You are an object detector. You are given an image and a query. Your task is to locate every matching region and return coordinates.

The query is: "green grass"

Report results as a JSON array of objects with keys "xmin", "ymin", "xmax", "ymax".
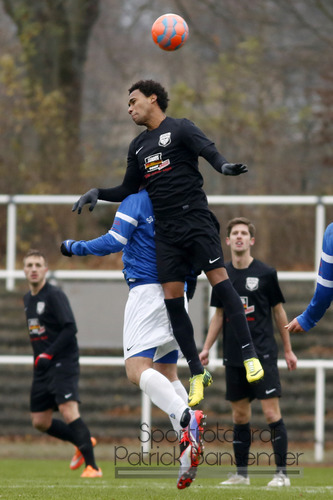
[{"xmin": 1, "ymin": 460, "xmax": 333, "ymax": 499}]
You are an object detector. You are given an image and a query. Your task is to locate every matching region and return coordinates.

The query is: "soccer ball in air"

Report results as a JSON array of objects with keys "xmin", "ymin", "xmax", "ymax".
[{"xmin": 151, "ymin": 13, "xmax": 189, "ymax": 51}]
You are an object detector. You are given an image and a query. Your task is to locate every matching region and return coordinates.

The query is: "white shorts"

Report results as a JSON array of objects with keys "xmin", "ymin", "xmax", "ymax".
[{"xmin": 123, "ymin": 283, "xmax": 179, "ymax": 361}]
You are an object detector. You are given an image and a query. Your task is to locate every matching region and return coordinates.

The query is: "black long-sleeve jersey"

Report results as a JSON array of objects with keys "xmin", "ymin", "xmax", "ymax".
[
  {"xmin": 24, "ymin": 282, "xmax": 79, "ymax": 364},
  {"xmin": 210, "ymin": 259, "xmax": 285, "ymax": 366},
  {"xmin": 99, "ymin": 117, "xmax": 227, "ymax": 218}
]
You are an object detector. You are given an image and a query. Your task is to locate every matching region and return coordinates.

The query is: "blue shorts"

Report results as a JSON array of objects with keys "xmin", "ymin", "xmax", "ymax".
[{"xmin": 130, "ymin": 348, "xmax": 179, "ymax": 364}]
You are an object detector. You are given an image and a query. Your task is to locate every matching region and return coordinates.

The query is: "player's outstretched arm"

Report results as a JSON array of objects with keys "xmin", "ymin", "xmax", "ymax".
[
  {"xmin": 72, "ymin": 163, "xmax": 143, "ymax": 214},
  {"xmin": 221, "ymin": 163, "xmax": 248, "ymax": 176},
  {"xmin": 61, "ymin": 240, "xmax": 75, "ymax": 257},
  {"xmin": 72, "ymin": 188, "xmax": 99, "ymax": 214},
  {"xmin": 200, "ymin": 143, "xmax": 248, "ymax": 176}
]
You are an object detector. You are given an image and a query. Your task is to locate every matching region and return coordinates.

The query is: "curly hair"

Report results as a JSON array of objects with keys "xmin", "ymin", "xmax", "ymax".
[{"xmin": 128, "ymin": 80, "xmax": 169, "ymax": 112}]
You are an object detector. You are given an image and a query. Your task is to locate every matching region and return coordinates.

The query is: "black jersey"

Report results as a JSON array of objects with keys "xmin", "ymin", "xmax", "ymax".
[
  {"xmin": 24, "ymin": 282, "xmax": 79, "ymax": 364},
  {"xmin": 127, "ymin": 117, "xmax": 223, "ymax": 218},
  {"xmin": 210, "ymin": 259, "xmax": 285, "ymax": 366}
]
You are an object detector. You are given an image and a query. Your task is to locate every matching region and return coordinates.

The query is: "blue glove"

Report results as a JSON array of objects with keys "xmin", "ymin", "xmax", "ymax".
[
  {"xmin": 72, "ymin": 188, "xmax": 99, "ymax": 214},
  {"xmin": 61, "ymin": 240, "xmax": 75, "ymax": 257},
  {"xmin": 221, "ymin": 163, "xmax": 248, "ymax": 175}
]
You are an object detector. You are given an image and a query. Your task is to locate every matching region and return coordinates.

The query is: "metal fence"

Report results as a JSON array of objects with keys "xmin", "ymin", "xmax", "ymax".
[
  {"xmin": 1, "ymin": 193, "xmax": 333, "ymax": 290},
  {"xmin": 1, "ymin": 194, "xmax": 333, "ymax": 462},
  {"xmin": 0, "ymin": 355, "xmax": 331, "ymax": 462}
]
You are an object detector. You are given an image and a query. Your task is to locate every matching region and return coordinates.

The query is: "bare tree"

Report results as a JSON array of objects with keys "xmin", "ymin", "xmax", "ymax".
[{"xmin": 1, "ymin": 0, "xmax": 100, "ymax": 192}]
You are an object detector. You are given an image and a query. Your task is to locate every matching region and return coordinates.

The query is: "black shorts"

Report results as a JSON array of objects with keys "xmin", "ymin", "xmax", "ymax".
[
  {"xmin": 225, "ymin": 360, "xmax": 281, "ymax": 402},
  {"xmin": 155, "ymin": 209, "xmax": 225, "ymax": 283},
  {"xmin": 30, "ymin": 361, "xmax": 80, "ymax": 412}
]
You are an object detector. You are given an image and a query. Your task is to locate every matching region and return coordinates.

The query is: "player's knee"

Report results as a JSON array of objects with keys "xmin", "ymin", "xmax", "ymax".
[
  {"xmin": 232, "ymin": 407, "xmax": 250, "ymax": 424},
  {"xmin": 265, "ymin": 410, "xmax": 281, "ymax": 424},
  {"xmin": 31, "ymin": 417, "xmax": 49, "ymax": 432},
  {"xmin": 125, "ymin": 364, "xmax": 140, "ymax": 385},
  {"xmin": 59, "ymin": 402, "xmax": 80, "ymax": 424}
]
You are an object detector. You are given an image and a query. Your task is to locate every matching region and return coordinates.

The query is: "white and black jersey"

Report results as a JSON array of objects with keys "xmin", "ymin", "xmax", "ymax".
[
  {"xmin": 24, "ymin": 282, "xmax": 79, "ymax": 365},
  {"xmin": 211, "ymin": 259, "xmax": 285, "ymax": 366}
]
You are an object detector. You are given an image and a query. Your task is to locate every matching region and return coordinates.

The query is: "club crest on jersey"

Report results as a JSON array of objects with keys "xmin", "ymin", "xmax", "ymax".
[
  {"xmin": 37, "ymin": 301, "xmax": 45, "ymax": 315},
  {"xmin": 245, "ymin": 277, "xmax": 259, "ymax": 291},
  {"xmin": 158, "ymin": 132, "xmax": 171, "ymax": 147}
]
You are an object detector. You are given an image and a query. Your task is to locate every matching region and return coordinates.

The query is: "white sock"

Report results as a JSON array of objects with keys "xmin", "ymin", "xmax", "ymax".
[
  {"xmin": 172, "ymin": 379, "xmax": 188, "ymax": 404},
  {"xmin": 139, "ymin": 368, "xmax": 188, "ymax": 434}
]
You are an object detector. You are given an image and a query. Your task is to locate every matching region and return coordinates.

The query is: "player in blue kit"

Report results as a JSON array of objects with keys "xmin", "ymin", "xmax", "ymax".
[
  {"xmin": 72, "ymin": 79, "xmax": 264, "ymax": 406},
  {"xmin": 286, "ymin": 222, "xmax": 333, "ymax": 333},
  {"xmin": 61, "ymin": 189, "xmax": 205, "ymax": 489},
  {"xmin": 23, "ymin": 250, "xmax": 101, "ymax": 478}
]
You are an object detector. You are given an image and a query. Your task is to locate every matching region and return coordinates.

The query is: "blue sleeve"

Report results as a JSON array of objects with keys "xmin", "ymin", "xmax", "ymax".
[
  {"xmin": 71, "ymin": 233, "xmax": 124, "ymax": 256},
  {"xmin": 71, "ymin": 195, "xmax": 141, "ymax": 257},
  {"xmin": 297, "ymin": 223, "xmax": 333, "ymax": 331}
]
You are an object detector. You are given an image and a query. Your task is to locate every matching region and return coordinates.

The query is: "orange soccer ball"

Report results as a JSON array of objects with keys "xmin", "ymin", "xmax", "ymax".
[{"xmin": 151, "ymin": 13, "xmax": 189, "ymax": 51}]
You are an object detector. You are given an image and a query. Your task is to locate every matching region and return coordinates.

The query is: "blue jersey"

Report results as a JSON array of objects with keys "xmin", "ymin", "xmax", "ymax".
[
  {"xmin": 297, "ymin": 223, "xmax": 333, "ymax": 331},
  {"xmin": 71, "ymin": 189, "xmax": 158, "ymax": 287}
]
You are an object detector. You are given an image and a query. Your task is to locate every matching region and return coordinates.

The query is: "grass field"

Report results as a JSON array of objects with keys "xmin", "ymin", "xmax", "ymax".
[
  {"xmin": 1, "ymin": 459, "xmax": 333, "ymax": 499},
  {"xmin": 1, "ymin": 438, "xmax": 333, "ymax": 499}
]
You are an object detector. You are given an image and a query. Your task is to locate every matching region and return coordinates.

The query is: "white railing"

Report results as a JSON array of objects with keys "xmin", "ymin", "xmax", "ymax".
[
  {"xmin": 1, "ymin": 194, "xmax": 333, "ymax": 462},
  {"xmin": 0, "ymin": 355, "xmax": 331, "ymax": 462},
  {"xmin": 1, "ymin": 194, "xmax": 333, "ymax": 290}
]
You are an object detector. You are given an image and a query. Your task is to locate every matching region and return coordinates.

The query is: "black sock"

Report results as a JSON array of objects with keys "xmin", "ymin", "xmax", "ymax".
[
  {"xmin": 68, "ymin": 418, "xmax": 98, "ymax": 470},
  {"xmin": 233, "ymin": 423, "xmax": 251, "ymax": 477},
  {"xmin": 164, "ymin": 297, "xmax": 203, "ymax": 376},
  {"xmin": 212, "ymin": 280, "xmax": 257, "ymax": 360},
  {"xmin": 269, "ymin": 418, "xmax": 288, "ymax": 475},
  {"xmin": 46, "ymin": 418, "xmax": 76, "ymax": 444}
]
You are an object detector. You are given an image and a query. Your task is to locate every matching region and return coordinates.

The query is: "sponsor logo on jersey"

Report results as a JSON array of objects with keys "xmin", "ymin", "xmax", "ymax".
[
  {"xmin": 145, "ymin": 153, "xmax": 170, "ymax": 177},
  {"xmin": 28, "ymin": 318, "xmax": 46, "ymax": 336},
  {"xmin": 37, "ymin": 301, "xmax": 45, "ymax": 315},
  {"xmin": 158, "ymin": 132, "xmax": 171, "ymax": 147},
  {"xmin": 245, "ymin": 277, "xmax": 259, "ymax": 291},
  {"xmin": 144, "ymin": 152, "xmax": 170, "ymax": 173},
  {"xmin": 146, "ymin": 216, "xmax": 154, "ymax": 224},
  {"xmin": 240, "ymin": 296, "xmax": 255, "ymax": 315}
]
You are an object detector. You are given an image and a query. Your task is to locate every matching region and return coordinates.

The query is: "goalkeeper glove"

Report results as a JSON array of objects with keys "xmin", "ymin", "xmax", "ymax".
[
  {"xmin": 221, "ymin": 163, "xmax": 248, "ymax": 175},
  {"xmin": 61, "ymin": 240, "xmax": 75, "ymax": 257},
  {"xmin": 72, "ymin": 188, "xmax": 99, "ymax": 214},
  {"xmin": 34, "ymin": 353, "xmax": 53, "ymax": 371}
]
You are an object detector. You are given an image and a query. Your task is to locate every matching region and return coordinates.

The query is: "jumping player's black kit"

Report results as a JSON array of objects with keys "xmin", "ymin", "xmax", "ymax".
[
  {"xmin": 24, "ymin": 282, "xmax": 80, "ymax": 412},
  {"xmin": 98, "ymin": 117, "xmax": 227, "ymax": 281},
  {"xmin": 211, "ymin": 259, "xmax": 285, "ymax": 401},
  {"xmin": 91, "ymin": 114, "xmax": 262, "ymax": 376}
]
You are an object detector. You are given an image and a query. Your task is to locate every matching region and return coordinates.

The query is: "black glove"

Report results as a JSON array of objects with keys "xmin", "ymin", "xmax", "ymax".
[
  {"xmin": 221, "ymin": 163, "xmax": 248, "ymax": 176},
  {"xmin": 34, "ymin": 353, "xmax": 53, "ymax": 371},
  {"xmin": 61, "ymin": 239, "xmax": 75, "ymax": 257},
  {"xmin": 72, "ymin": 188, "xmax": 99, "ymax": 214}
]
